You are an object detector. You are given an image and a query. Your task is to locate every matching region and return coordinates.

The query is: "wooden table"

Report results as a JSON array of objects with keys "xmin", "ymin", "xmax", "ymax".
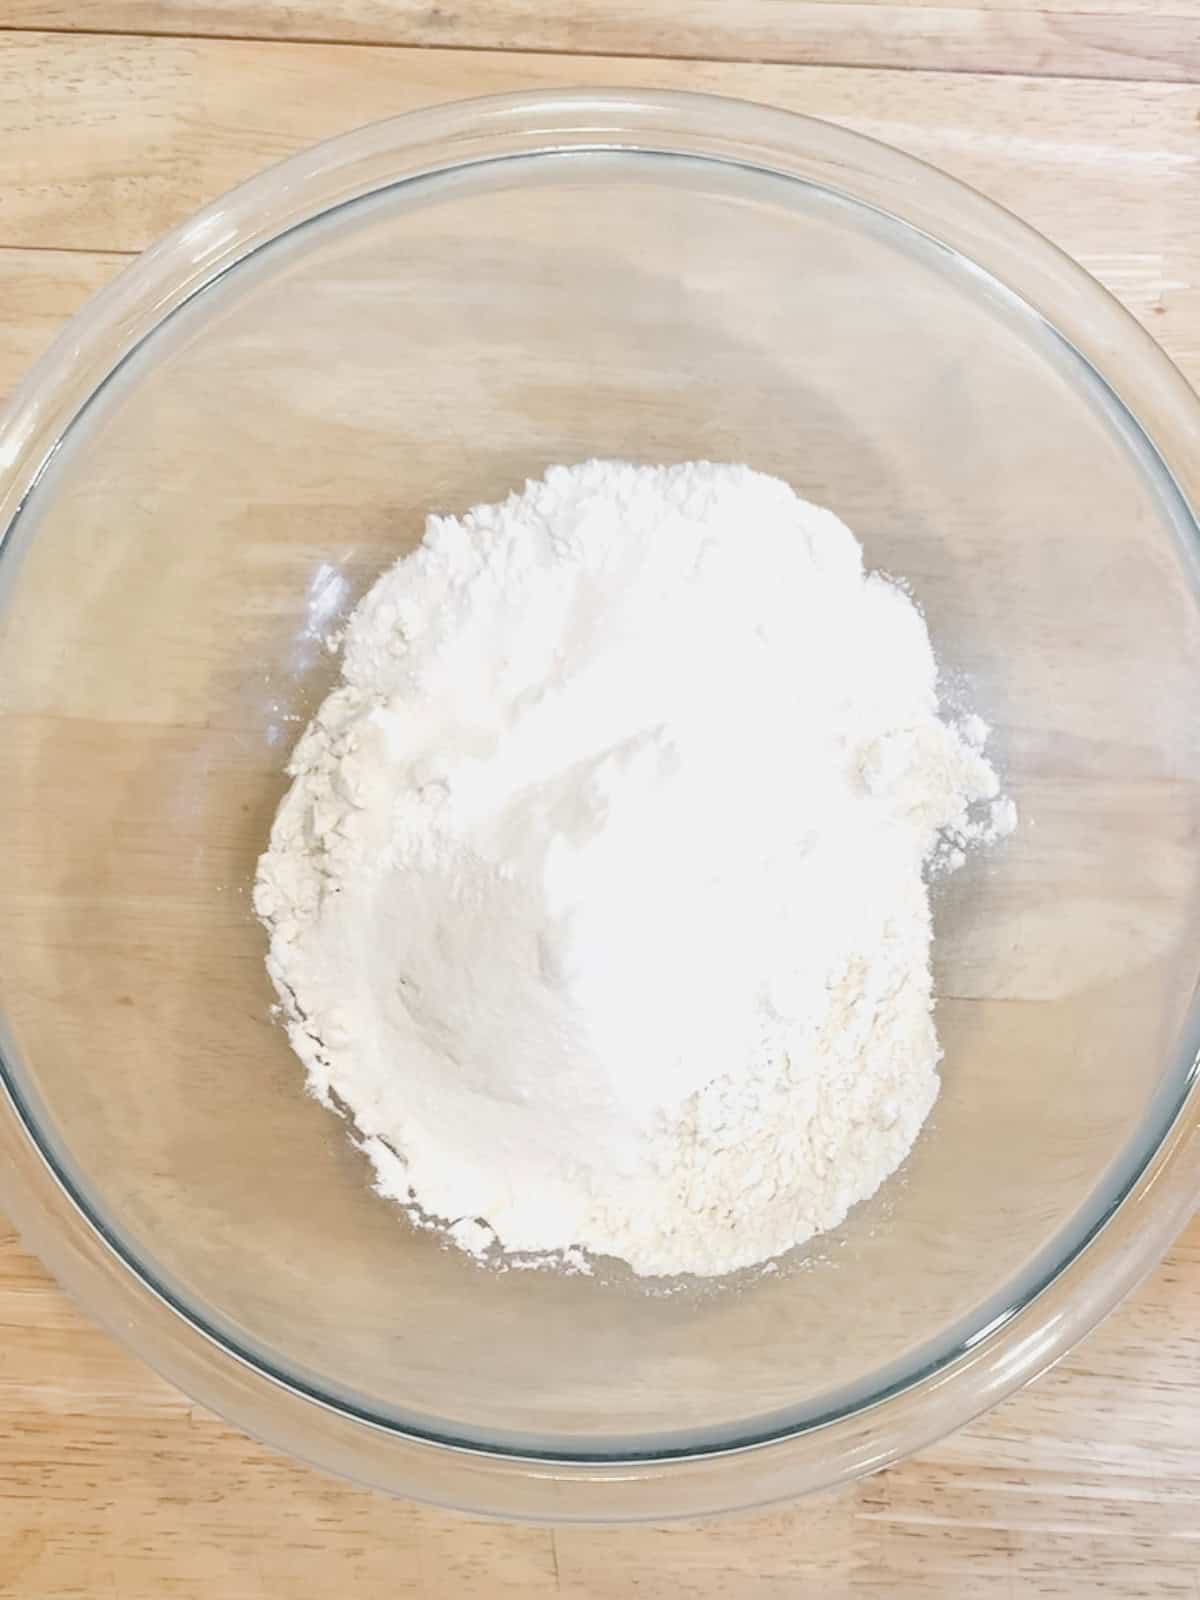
[{"xmin": 2, "ymin": 5, "xmax": 1199, "ymax": 1595}]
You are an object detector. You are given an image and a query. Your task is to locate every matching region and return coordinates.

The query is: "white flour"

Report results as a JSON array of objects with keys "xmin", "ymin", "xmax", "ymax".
[{"xmin": 255, "ymin": 461, "xmax": 1011, "ymax": 1277}]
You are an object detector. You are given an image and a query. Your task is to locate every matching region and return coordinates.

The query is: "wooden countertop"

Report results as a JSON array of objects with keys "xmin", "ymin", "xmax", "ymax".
[{"xmin": 2, "ymin": 6, "xmax": 1199, "ymax": 1595}]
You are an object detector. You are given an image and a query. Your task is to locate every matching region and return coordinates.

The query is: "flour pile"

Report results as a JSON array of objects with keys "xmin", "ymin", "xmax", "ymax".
[{"xmin": 255, "ymin": 461, "xmax": 1012, "ymax": 1277}]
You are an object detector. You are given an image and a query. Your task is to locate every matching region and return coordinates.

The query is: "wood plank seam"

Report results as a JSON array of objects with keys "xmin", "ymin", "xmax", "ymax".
[{"xmin": 1, "ymin": 18, "xmax": 1197, "ymax": 86}]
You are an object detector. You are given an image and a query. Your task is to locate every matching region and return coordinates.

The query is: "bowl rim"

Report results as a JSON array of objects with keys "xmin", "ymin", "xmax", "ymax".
[{"xmin": 2, "ymin": 86, "xmax": 1200, "ymax": 1521}]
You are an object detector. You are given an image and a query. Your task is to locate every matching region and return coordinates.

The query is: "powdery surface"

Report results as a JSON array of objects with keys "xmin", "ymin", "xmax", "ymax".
[{"xmin": 255, "ymin": 461, "xmax": 1012, "ymax": 1278}]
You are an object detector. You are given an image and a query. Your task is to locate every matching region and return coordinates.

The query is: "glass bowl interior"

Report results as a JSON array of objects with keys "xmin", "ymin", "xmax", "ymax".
[{"xmin": 2, "ymin": 94, "xmax": 1200, "ymax": 1492}]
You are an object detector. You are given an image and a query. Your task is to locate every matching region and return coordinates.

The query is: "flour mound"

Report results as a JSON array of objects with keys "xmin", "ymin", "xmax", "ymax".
[{"xmin": 255, "ymin": 461, "xmax": 1010, "ymax": 1277}]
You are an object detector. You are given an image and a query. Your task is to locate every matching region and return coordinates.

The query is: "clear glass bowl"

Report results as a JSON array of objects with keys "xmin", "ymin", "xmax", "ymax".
[{"xmin": 2, "ymin": 90, "xmax": 1199, "ymax": 1522}]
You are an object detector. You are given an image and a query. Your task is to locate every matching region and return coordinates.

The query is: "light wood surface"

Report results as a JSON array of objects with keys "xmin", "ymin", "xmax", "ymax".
[
  {"xmin": 5, "ymin": 1, "xmax": 1199, "ymax": 81},
  {"xmin": 2, "ymin": 8, "xmax": 1199, "ymax": 1596}
]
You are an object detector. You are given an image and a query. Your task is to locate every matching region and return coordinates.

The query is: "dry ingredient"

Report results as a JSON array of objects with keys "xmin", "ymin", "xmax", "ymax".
[{"xmin": 255, "ymin": 461, "xmax": 1012, "ymax": 1277}]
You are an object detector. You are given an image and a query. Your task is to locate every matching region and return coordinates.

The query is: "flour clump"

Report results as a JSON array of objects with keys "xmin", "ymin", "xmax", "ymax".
[{"xmin": 255, "ymin": 461, "xmax": 1011, "ymax": 1277}]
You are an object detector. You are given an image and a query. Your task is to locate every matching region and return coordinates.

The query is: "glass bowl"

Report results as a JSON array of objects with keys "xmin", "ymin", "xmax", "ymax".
[{"xmin": 2, "ymin": 90, "xmax": 1199, "ymax": 1522}]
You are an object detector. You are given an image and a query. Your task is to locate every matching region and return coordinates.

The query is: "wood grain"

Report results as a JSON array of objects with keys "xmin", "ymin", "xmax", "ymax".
[
  {"xmin": 2, "ymin": 2, "xmax": 1197, "ymax": 82},
  {"xmin": 2, "ymin": 29, "xmax": 1196, "ymax": 389},
  {"xmin": 2, "ymin": 10, "xmax": 1200, "ymax": 1599},
  {"xmin": 0, "ymin": 32, "xmax": 1197, "ymax": 384},
  {"xmin": 0, "ymin": 248, "xmax": 129, "ymax": 396},
  {"xmin": 2, "ymin": 1207, "xmax": 1198, "ymax": 1597}
]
